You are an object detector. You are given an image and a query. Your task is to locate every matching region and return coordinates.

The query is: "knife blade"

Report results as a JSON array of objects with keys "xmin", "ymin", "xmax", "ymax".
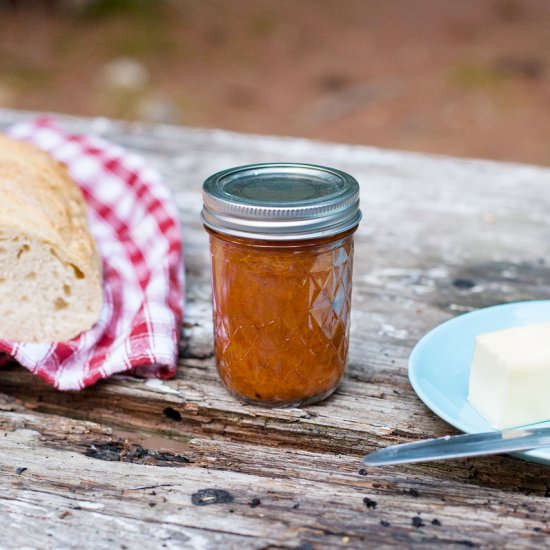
[{"xmin": 363, "ymin": 426, "xmax": 550, "ymax": 466}]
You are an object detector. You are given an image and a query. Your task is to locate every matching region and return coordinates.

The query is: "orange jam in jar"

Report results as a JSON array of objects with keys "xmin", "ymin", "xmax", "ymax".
[{"xmin": 202, "ymin": 163, "xmax": 361, "ymax": 407}]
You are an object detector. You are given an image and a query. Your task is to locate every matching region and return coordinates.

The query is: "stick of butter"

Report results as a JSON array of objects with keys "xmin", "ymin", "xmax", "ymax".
[{"xmin": 468, "ymin": 322, "xmax": 550, "ymax": 430}]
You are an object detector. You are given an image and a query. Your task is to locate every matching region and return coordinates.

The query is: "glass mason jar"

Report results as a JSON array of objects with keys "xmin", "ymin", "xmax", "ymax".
[{"xmin": 202, "ymin": 163, "xmax": 361, "ymax": 407}]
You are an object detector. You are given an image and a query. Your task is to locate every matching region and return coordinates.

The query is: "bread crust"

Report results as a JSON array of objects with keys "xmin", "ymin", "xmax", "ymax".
[{"xmin": 0, "ymin": 135, "xmax": 100, "ymax": 274}]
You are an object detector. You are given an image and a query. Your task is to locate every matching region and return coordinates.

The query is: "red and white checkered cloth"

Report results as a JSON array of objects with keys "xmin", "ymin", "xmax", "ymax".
[{"xmin": 1, "ymin": 117, "xmax": 184, "ymax": 390}]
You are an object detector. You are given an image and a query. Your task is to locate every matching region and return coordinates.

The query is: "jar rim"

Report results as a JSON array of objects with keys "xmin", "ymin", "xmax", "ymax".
[{"xmin": 201, "ymin": 162, "xmax": 361, "ymax": 241}]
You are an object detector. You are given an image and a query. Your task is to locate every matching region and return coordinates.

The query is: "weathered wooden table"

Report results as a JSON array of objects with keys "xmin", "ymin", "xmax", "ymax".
[{"xmin": 0, "ymin": 109, "xmax": 549, "ymax": 549}]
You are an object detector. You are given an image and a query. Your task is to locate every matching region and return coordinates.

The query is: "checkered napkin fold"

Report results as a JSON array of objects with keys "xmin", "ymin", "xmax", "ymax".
[{"xmin": 1, "ymin": 118, "xmax": 184, "ymax": 390}]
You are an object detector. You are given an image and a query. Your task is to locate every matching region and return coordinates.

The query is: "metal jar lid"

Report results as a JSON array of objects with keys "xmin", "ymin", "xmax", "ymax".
[{"xmin": 201, "ymin": 163, "xmax": 361, "ymax": 241}]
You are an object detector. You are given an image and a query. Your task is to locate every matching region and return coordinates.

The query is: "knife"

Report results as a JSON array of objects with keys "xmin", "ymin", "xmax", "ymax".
[{"xmin": 363, "ymin": 426, "xmax": 550, "ymax": 466}]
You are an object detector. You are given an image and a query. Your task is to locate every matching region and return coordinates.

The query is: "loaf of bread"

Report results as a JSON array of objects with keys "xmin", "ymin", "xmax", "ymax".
[{"xmin": 0, "ymin": 134, "xmax": 103, "ymax": 342}]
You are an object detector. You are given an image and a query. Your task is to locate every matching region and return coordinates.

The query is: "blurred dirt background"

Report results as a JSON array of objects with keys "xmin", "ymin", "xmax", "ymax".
[{"xmin": 1, "ymin": 0, "xmax": 550, "ymax": 164}]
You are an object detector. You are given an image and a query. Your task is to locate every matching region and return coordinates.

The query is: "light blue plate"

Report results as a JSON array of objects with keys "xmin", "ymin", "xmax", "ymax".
[{"xmin": 409, "ymin": 300, "xmax": 550, "ymax": 465}]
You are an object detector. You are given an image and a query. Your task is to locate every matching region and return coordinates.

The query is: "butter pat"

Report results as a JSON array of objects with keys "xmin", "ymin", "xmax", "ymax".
[{"xmin": 468, "ymin": 322, "xmax": 550, "ymax": 429}]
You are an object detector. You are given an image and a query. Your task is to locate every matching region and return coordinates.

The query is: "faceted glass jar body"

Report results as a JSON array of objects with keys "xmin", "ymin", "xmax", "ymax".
[{"xmin": 207, "ymin": 227, "xmax": 356, "ymax": 407}]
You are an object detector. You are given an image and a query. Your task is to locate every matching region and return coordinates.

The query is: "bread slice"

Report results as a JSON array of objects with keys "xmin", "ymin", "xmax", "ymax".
[{"xmin": 0, "ymin": 134, "xmax": 102, "ymax": 342}]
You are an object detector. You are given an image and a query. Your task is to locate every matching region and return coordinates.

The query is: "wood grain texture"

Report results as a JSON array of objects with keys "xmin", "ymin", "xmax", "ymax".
[{"xmin": 0, "ymin": 109, "xmax": 549, "ymax": 549}]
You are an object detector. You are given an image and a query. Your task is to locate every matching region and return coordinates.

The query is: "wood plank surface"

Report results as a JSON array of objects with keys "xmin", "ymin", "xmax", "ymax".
[{"xmin": 0, "ymin": 109, "xmax": 549, "ymax": 549}]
